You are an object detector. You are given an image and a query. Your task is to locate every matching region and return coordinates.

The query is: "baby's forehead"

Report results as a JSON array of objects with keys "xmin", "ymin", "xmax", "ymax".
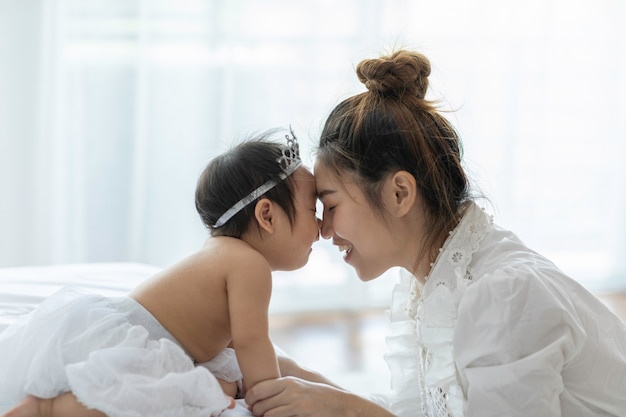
[
  {"xmin": 292, "ymin": 167, "xmax": 317, "ymax": 193},
  {"xmin": 292, "ymin": 166, "xmax": 314, "ymax": 182}
]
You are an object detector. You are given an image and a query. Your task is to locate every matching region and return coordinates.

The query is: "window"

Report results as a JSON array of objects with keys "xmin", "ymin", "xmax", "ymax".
[{"xmin": 1, "ymin": 1, "xmax": 624, "ymax": 316}]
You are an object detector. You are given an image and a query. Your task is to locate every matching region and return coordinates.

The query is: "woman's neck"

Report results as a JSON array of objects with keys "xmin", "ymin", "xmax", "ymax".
[{"xmin": 411, "ymin": 215, "xmax": 460, "ymax": 285}]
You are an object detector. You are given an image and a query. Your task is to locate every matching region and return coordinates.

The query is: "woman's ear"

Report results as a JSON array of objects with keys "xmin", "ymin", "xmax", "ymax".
[
  {"xmin": 384, "ymin": 170, "xmax": 417, "ymax": 217},
  {"xmin": 254, "ymin": 198, "xmax": 275, "ymax": 234}
]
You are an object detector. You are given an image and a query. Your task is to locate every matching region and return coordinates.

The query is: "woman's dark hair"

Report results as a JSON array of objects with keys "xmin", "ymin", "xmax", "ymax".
[
  {"xmin": 196, "ymin": 130, "xmax": 298, "ymax": 238},
  {"xmin": 317, "ymin": 49, "xmax": 470, "ymax": 257}
]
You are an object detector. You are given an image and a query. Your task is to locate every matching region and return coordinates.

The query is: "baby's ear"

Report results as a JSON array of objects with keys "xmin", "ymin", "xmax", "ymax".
[
  {"xmin": 384, "ymin": 170, "xmax": 417, "ymax": 217},
  {"xmin": 254, "ymin": 198, "xmax": 275, "ymax": 234}
]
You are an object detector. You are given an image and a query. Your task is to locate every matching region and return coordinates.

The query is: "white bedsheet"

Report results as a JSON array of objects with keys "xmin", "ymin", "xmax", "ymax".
[{"xmin": 0, "ymin": 262, "xmax": 253, "ymax": 416}]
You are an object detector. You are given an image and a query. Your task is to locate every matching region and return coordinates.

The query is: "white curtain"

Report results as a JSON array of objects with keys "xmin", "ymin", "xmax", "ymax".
[{"xmin": 1, "ymin": 0, "xmax": 625, "ymax": 307}]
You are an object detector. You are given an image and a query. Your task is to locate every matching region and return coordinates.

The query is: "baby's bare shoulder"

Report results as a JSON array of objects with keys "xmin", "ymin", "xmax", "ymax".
[
  {"xmin": 140, "ymin": 237, "xmax": 268, "ymax": 292},
  {"xmin": 187, "ymin": 237, "xmax": 268, "ymax": 278},
  {"xmin": 205, "ymin": 237, "xmax": 271, "ymax": 282},
  {"xmin": 200, "ymin": 237, "xmax": 264, "ymax": 262}
]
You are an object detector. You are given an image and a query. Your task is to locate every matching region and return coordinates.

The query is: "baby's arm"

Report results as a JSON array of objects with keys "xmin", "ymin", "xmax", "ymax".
[{"xmin": 226, "ymin": 259, "xmax": 279, "ymax": 392}]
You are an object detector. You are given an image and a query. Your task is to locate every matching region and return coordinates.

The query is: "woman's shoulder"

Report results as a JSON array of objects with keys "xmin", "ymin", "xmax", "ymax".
[
  {"xmin": 461, "ymin": 242, "xmax": 582, "ymax": 329},
  {"xmin": 471, "ymin": 221, "xmax": 561, "ymax": 277}
]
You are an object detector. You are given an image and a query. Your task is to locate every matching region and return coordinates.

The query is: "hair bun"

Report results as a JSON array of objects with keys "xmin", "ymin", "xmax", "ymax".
[{"xmin": 356, "ymin": 50, "xmax": 431, "ymax": 99}]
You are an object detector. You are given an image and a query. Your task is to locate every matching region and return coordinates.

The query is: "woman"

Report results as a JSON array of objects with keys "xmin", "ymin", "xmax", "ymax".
[{"xmin": 245, "ymin": 50, "xmax": 626, "ymax": 417}]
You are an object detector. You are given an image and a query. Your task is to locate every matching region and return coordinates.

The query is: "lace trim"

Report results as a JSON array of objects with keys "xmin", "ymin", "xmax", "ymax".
[{"xmin": 384, "ymin": 202, "xmax": 493, "ymax": 417}]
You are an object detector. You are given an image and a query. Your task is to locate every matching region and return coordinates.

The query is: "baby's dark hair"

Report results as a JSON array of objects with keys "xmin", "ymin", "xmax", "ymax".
[
  {"xmin": 317, "ymin": 49, "xmax": 470, "ymax": 257},
  {"xmin": 196, "ymin": 130, "xmax": 298, "ymax": 238}
]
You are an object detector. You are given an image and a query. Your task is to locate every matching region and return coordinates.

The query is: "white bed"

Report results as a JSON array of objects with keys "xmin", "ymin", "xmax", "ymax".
[{"xmin": 0, "ymin": 262, "xmax": 252, "ymax": 416}]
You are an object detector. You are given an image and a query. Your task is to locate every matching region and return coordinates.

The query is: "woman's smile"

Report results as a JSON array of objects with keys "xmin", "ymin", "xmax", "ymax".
[{"xmin": 338, "ymin": 243, "xmax": 353, "ymax": 260}]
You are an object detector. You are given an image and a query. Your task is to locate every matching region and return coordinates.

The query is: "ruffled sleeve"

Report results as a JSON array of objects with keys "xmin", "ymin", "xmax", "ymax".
[{"xmin": 453, "ymin": 266, "xmax": 586, "ymax": 417}]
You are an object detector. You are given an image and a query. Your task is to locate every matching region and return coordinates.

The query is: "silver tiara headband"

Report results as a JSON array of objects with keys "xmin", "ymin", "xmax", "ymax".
[{"xmin": 213, "ymin": 129, "xmax": 302, "ymax": 228}]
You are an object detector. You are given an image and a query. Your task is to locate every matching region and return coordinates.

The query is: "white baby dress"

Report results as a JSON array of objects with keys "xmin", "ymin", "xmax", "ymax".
[{"xmin": 0, "ymin": 288, "xmax": 235, "ymax": 417}]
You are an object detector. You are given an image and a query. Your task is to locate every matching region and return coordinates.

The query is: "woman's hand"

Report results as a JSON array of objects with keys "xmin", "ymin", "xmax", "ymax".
[
  {"xmin": 245, "ymin": 376, "xmax": 394, "ymax": 417},
  {"xmin": 245, "ymin": 377, "xmax": 347, "ymax": 417},
  {"xmin": 276, "ymin": 356, "xmax": 342, "ymax": 388}
]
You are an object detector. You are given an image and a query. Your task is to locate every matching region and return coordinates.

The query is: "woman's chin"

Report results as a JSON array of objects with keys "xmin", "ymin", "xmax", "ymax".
[{"xmin": 354, "ymin": 267, "xmax": 379, "ymax": 282}]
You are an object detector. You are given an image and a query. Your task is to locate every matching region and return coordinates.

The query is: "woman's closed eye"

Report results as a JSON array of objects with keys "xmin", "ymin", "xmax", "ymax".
[{"xmin": 326, "ymin": 200, "xmax": 337, "ymax": 210}]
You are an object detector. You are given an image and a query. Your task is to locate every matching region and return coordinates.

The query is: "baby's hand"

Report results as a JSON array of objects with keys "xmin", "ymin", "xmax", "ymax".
[{"xmin": 212, "ymin": 397, "xmax": 236, "ymax": 417}]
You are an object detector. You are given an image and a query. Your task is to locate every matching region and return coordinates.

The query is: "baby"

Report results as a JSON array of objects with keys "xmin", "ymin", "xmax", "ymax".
[{"xmin": 0, "ymin": 129, "xmax": 321, "ymax": 417}]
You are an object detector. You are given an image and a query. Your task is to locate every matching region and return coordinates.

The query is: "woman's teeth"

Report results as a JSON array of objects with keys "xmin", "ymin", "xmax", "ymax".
[{"xmin": 339, "ymin": 244, "xmax": 352, "ymax": 254}]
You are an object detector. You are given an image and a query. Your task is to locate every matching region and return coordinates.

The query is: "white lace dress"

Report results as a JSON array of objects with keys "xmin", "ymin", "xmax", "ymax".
[{"xmin": 374, "ymin": 202, "xmax": 626, "ymax": 417}]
